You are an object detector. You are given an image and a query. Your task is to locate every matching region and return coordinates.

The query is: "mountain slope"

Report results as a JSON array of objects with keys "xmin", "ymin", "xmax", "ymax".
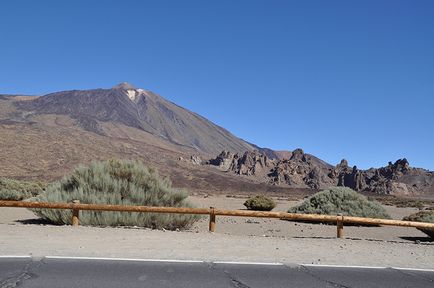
[
  {"xmin": 16, "ymin": 83, "xmax": 255, "ymax": 155},
  {"xmin": 0, "ymin": 98, "xmax": 306, "ymax": 196},
  {"xmin": 1, "ymin": 83, "xmax": 433, "ymax": 197}
]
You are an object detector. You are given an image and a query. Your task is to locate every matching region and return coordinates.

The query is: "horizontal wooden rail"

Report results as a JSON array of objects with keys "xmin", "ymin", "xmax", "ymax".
[
  {"xmin": 0, "ymin": 200, "xmax": 211, "ymax": 215},
  {"xmin": 343, "ymin": 216, "xmax": 434, "ymax": 229},
  {"xmin": 1, "ymin": 200, "xmax": 433, "ymax": 238}
]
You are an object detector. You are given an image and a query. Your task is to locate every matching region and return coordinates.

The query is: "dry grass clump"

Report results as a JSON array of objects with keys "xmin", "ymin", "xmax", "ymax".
[
  {"xmin": 0, "ymin": 178, "xmax": 46, "ymax": 200},
  {"xmin": 31, "ymin": 159, "xmax": 199, "ymax": 230},
  {"xmin": 403, "ymin": 211, "xmax": 434, "ymax": 239},
  {"xmin": 288, "ymin": 187, "xmax": 391, "ymax": 219},
  {"xmin": 244, "ymin": 195, "xmax": 276, "ymax": 211}
]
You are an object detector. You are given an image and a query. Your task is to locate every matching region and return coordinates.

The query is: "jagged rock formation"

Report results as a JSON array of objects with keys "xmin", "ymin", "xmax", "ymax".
[
  {"xmin": 236, "ymin": 150, "xmax": 274, "ymax": 176},
  {"xmin": 330, "ymin": 158, "xmax": 426, "ymax": 195},
  {"xmin": 207, "ymin": 149, "xmax": 333, "ymax": 189},
  {"xmin": 207, "ymin": 150, "xmax": 434, "ymax": 196},
  {"xmin": 208, "ymin": 151, "xmax": 237, "ymax": 171},
  {"xmin": 208, "ymin": 150, "xmax": 275, "ymax": 175}
]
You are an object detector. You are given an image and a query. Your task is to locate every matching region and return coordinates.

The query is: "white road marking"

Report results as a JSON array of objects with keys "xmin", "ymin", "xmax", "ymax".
[
  {"xmin": 44, "ymin": 256, "xmax": 204, "ymax": 263},
  {"xmin": 45, "ymin": 256, "xmax": 283, "ymax": 266},
  {"xmin": 393, "ymin": 267, "xmax": 434, "ymax": 272},
  {"xmin": 0, "ymin": 255, "xmax": 32, "ymax": 258},
  {"xmin": 213, "ymin": 261, "xmax": 284, "ymax": 266},
  {"xmin": 303, "ymin": 263, "xmax": 434, "ymax": 272},
  {"xmin": 303, "ymin": 264, "xmax": 386, "ymax": 269},
  {"xmin": 3, "ymin": 255, "xmax": 432, "ymax": 272}
]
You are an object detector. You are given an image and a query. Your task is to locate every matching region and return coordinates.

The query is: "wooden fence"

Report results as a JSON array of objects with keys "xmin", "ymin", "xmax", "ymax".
[{"xmin": 1, "ymin": 200, "xmax": 434, "ymax": 239}]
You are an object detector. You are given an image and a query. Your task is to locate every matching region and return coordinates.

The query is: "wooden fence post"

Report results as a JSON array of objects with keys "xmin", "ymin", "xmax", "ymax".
[
  {"xmin": 337, "ymin": 214, "xmax": 344, "ymax": 239},
  {"xmin": 72, "ymin": 200, "xmax": 80, "ymax": 227},
  {"xmin": 209, "ymin": 206, "xmax": 216, "ymax": 232}
]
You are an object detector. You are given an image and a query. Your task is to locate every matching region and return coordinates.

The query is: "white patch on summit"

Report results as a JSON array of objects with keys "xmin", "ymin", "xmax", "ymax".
[{"xmin": 126, "ymin": 89, "xmax": 138, "ymax": 101}]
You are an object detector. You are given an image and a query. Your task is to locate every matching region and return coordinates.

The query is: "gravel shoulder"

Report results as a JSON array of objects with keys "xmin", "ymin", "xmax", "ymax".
[{"xmin": 0, "ymin": 195, "xmax": 433, "ymax": 269}]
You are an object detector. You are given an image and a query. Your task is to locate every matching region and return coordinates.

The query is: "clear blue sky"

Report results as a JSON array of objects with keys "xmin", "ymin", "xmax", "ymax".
[{"xmin": 1, "ymin": 1, "xmax": 433, "ymax": 170}]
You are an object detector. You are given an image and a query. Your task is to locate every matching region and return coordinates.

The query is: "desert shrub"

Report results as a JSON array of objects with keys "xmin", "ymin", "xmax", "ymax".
[
  {"xmin": 288, "ymin": 187, "xmax": 391, "ymax": 219},
  {"xmin": 244, "ymin": 195, "xmax": 276, "ymax": 211},
  {"xmin": 403, "ymin": 211, "xmax": 434, "ymax": 239},
  {"xmin": 0, "ymin": 178, "xmax": 46, "ymax": 200},
  {"xmin": 31, "ymin": 159, "xmax": 199, "ymax": 230}
]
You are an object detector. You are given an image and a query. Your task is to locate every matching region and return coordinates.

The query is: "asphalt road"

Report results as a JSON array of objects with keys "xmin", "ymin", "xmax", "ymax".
[{"xmin": 1, "ymin": 257, "xmax": 434, "ymax": 288}]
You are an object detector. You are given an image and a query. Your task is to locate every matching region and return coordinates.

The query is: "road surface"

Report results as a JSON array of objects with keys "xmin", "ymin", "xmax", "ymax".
[{"xmin": 1, "ymin": 257, "xmax": 433, "ymax": 287}]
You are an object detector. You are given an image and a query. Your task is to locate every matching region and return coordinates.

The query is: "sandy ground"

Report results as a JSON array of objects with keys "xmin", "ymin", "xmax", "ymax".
[
  {"xmin": 0, "ymin": 195, "xmax": 433, "ymax": 269},
  {"xmin": 188, "ymin": 196, "xmax": 428, "ymax": 241}
]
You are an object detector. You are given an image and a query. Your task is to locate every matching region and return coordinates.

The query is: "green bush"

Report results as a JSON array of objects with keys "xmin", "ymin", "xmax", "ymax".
[
  {"xmin": 0, "ymin": 178, "xmax": 46, "ymax": 200},
  {"xmin": 288, "ymin": 187, "xmax": 391, "ymax": 219},
  {"xmin": 244, "ymin": 195, "xmax": 276, "ymax": 211},
  {"xmin": 403, "ymin": 211, "xmax": 434, "ymax": 239},
  {"xmin": 31, "ymin": 159, "xmax": 199, "ymax": 230}
]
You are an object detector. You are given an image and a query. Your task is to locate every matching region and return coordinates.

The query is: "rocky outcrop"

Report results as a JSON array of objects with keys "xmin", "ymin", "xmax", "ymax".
[
  {"xmin": 209, "ymin": 148, "xmax": 333, "ymax": 189},
  {"xmin": 236, "ymin": 150, "xmax": 274, "ymax": 176},
  {"xmin": 208, "ymin": 150, "xmax": 275, "ymax": 176},
  {"xmin": 207, "ymin": 150, "xmax": 434, "ymax": 196},
  {"xmin": 207, "ymin": 151, "xmax": 238, "ymax": 171},
  {"xmin": 333, "ymin": 160, "xmax": 368, "ymax": 192},
  {"xmin": 267, "ymin": 149, "xmax": 335, "ymax": 189},
  {"xmin": 331, "ymin": 158, "xmax": 419, "ymax": 195}
]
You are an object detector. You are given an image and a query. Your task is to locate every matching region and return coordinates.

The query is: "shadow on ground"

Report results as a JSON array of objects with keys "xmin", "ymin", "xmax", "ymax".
[
  {"xmin": 400, "ymin": 236, "xmax": 434, "ymax": 243},
  {"xmin": 293, "ymin": 235, "xmax": 434, "ymax": 245},
  {"xmin": 15, "ymin": 218, "xmax": 58, "ymax": 225}
]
